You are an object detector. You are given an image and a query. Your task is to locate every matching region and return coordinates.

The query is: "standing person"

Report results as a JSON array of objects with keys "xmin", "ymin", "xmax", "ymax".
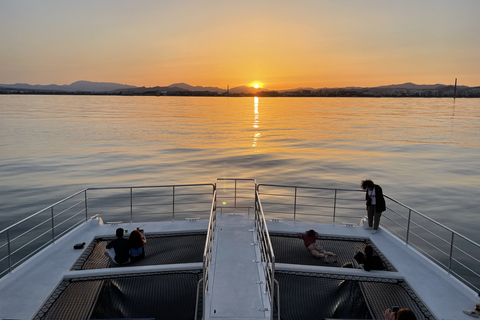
[
  {"xmin": 361, "ymin": 179, "xmax": 386, "ymax": 234},
  {"xmin": 129, "ymin": 228, "xmax": 147, "ymax": 262},
  {"xmin": 297, "ymin": 229, "xmax": 338, "ymax": 263},
  {"xmin": 104, "ymin": 228, "xmax": 130, "ymax": 264}
]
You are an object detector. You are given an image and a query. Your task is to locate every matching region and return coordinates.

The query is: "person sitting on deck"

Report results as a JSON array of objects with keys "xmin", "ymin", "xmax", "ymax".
[
  {"xmin": 297, "ymin": 229, "xmax": 338, "ymax": 263},
  {"xmin": 354, "ymin": 244, "xmax": 386, "ymax": 271},
  {"xmin": 384, "ymin": 307, "xmax": 417, "ymax": 320},
  {"xmin": 129, "ymin": 228, "xmax": 147, "ymax": 262},
  {"xmin": 104, "ymin": 228, "xmax": 130, "ymax": 264}
]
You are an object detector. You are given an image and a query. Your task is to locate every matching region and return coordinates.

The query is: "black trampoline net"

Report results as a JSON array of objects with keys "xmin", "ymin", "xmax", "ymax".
[
  {"xmin": 270, "ymin": 233, "xmax": 396, "ymax": 271},
  {"xmin": 274, "ymin": 271, "xmax": 434, "ymax": 320},
  {"xmin": 33, "ymin": 270, "xmax": 203, "ymax": 320},
  {"xmin": 71, "ymin": 232, "xmax": 206, "ymax": 270}
]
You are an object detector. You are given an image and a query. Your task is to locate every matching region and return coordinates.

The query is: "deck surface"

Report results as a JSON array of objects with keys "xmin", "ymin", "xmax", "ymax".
[
  {"xmin": 267, "ymin": 220, "xmax": 479, "ymax": 320},
  {"xmin": 206, "ymin": 213, "xmax": 270, "ymax": 319},
  {"xmin": 0, "ymin": 217, "xmax": 478, "ymax": 320}
]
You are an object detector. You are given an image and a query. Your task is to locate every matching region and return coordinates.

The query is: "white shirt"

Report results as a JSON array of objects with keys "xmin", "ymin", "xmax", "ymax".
[{"xmin": 368, "ymin": 188, "xmax": 376, "ymax": 205}]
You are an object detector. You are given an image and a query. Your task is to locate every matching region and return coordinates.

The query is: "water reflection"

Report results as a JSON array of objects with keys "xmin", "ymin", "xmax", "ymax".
[{"xmin": 253, "ymin": 97, "xmax": 261, "ymax": 150}]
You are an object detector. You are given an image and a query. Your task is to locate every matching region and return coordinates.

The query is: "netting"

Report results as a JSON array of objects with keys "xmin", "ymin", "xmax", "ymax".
[
  {"xmin": 71, "ymin": 232, "xmax": 206, "ymax": 270},
  {"xmin": 274, "ymin": 271, "xmax": 434, "ymax": 320},
  {"xmin": 33, "ymin": 270, "xmax": 203, "ymax": 320},
  {"xmin": 270, "ymin": 233, "xmax": 395, "ymax": 271}
]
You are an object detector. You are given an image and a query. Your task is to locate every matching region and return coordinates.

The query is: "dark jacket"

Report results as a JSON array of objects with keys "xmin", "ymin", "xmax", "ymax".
[
  {"xmin": 365, "ymin": 185, "xmax": 386, "ymax": 213},
  {"xmin": 354, "ymin": 252, "xmax": 386, "ymax": 271},
  {"xmin": 106, "ymin": 237, "xmax": 130, "ymax": 264}
]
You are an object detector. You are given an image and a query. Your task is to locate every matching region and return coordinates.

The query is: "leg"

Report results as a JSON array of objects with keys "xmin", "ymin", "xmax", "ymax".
[
  {"xmin": 309, "ymin": 248, "xmax": 328, "ymax": 262},
  {"xmin": 367, "ymin": 205, "xmax": 375, "ymax": 228},
  {"xmin": 373, "ymin": 210, "xmax": 382, "ymax": 230},
  {"xmin": 325, "ymin": 252, "xmax": 338, "ymax": 262},
  {"xmin": 106, "ymin": 248, "xmax": 118, "ymax": 264}
]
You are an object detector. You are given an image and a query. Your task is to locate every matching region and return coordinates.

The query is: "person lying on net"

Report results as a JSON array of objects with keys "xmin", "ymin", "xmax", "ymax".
[{"xmin": 297, "ymin": 229, "xmax": 338, "ymax": 263}]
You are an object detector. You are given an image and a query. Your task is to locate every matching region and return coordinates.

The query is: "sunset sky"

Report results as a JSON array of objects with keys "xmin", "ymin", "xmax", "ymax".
[{"xmin": 1, "ymin": 0, "xmax": 479, "ymax": 90}]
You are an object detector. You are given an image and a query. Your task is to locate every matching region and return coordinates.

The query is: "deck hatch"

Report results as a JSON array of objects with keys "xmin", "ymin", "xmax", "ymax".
[
  {"xmin": 270, "ymin": 233, "xmax": 396, "ymax": 270},
  {"xmin": 274, "ymin": 271, "xmax": 434, "ymax": 320},
  {"xmin": 33, "ymin": 270, "xmax": 203, "ymax": 320},
  {"xmin": 71, "ymin": 232, "xmax": 207, "ymax": 270}
]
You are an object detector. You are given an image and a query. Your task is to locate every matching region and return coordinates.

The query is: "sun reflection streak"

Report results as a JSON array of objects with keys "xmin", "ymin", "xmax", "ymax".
[{"xmin": 252, "ymin": 97, "xmax": 261, "ymax": 149}]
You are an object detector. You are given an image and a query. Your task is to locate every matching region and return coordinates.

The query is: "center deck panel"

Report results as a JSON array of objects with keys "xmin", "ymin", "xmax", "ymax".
[{"xmin": 206, "ymin": 213, "xmax": 270, "ymax": 319}]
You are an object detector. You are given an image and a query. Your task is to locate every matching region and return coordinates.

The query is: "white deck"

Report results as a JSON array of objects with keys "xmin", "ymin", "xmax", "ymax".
[
  {"xmin": 0, "ymin": 218, "xmax": 208, "ymax": 320},
  {"xmin": 267, "ymin": 220, "xmax": 479, "ymax": 320},
  {"xmin": 0, "ymin": 216, "xmax": 478, "ymax": 320},
  {"xmin": 205, "ymin": 213, "xmax": 270, "ymax": 319}
]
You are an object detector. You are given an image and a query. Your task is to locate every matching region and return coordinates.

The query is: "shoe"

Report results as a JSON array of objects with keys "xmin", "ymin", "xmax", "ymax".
[
  {"xmin": 463, "ymin": 310, "xmax": 480, "ymax": 318},
  {"xmin": 371, "ymin": 230, "xmax": 377, "ymax": 234}
]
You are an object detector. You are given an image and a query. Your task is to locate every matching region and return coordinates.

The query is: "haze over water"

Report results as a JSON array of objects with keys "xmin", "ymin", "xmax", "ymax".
[{"xmin": 0, "ymin": 95, "xmax": 479, "ymax": 242}]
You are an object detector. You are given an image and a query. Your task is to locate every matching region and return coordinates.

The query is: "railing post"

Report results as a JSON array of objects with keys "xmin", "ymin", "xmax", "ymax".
[
  {"xmin": 333, "ymin": 190, "xmax": 337, "ymax": 223},
  {"xmin": 51, "ymin": 207, "xmax": 55, "ymax": 241},
  {"xmin": 84, "ymin": 190, "xmax": 88, "ymax": 221},
  {"xmin": 448, "ymin": 232, "xmax": 455, "ymax": 274},
  {"xmin": 172, "ymin": 186, "xmax": 175, "ymax": 220},
  {"xmin": 7, "ymin": 229, "xmax": 12, "ymax": 273},
  {"xmin": 234, "ymin": 179, "xmax": 237, "ymax": 208},
  {"xmin": 293, "ymin": 187, "xmax": 297, "ymax": 221},
  {"xmin": 406, "ymin": 209, "xmax": 412, "ymax": 245},
  {"xmin": 130, "ymin": 187, "xmax": 133, "ymax": 223}
]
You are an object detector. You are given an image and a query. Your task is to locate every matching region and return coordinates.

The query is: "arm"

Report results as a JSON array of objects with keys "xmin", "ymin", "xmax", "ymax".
[{"xmin": 383, "ymin": 308, "xmax": 395, "ymax": 320}]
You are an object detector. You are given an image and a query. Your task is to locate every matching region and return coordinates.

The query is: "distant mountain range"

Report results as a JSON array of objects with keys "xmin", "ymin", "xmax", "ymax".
[
  {"xmin": 0, "ymin": 80, "xmax": 137, "ymax": 92},
  {"xmin": 0, "ymin": 80, "xmax": 477, "ymax": 95}
]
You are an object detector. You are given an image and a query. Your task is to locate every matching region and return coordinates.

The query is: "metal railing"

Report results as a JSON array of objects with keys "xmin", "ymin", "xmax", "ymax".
[
  {"xmin": 201, "ymin": 189, "xmax": 217, "ymax": 319},
  {"xmin": 0, "ymin": 183, "xmax": 215, "ymax": 279},
  {"xmin": 255, "ymin": 187, "xmax": 278, "ymax": 320},
  {"xmin": 215, "ymin": 178, "xmax": 256, "ymax": 214},
  {"xmin": 257, "ymin": 183, "xmax": 480, "ymax": 293}
]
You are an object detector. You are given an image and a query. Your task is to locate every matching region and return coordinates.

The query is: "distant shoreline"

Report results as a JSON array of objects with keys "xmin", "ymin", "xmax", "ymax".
[{"xmin": 1, "ymin": 90, "xmax": 479, "ymax": 98}]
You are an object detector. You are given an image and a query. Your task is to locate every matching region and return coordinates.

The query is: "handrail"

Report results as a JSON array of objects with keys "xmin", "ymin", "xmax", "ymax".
[
  {"xmin": 0, "ymin": 183, "xmax": 215, "ymax": 278},
  {"xmin": 202, "ymin": 188, "xmax": 217, "ymax": 319},
  {"xmin": 257, "ymin": 183, "xmax": 480, "ymax": 293},
  {"xmin": 254, "ymin": 186, "xmax": 277, "ymax": 319},
  {"xmin": 0, "ymin": 188, "xmax": 88, "ymax": 235}
]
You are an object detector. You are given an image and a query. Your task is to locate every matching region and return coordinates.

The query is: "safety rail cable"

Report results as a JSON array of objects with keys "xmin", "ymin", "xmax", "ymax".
[
  {"xmin": 202, "ymin": 188, "xmax": 217, "ymax": 319},
  {"xmin": 0, "ymin": 183, "xmax": 215, "ymax": 278},
  {"xmin": 255, "ymin": 188, "xmax": 277, "ymax": 320},
  {"xmin": 257, "ymin": 183, "xmax": 480, "ymax": 293}
]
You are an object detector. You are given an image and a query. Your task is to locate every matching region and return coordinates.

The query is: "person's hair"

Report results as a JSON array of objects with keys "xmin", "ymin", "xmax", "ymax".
[
  {"xmin": 116, "ymin": 228, "xmax": 124, "ymax": 238},
  {"xmin": 364, "ymin": 244, "xmax": 374, "ymax": 257},
  {"xmin": 396, "ymin": 308, "xmax": 417, "ymax": 320},
  {"xmin": 361, "ymin": 179, "xmax": 375, "ymax": 190},
  {"xmin": 307, "ymin": 229, "xmax": 316, "ymax": 237},
  {"xmin": 128, "ymin": 230, "xmax": 144, "ymax": 249}
]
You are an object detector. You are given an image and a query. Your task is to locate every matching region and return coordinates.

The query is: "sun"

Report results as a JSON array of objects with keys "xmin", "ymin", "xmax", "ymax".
[{"xmin": 253, "ymin": 84, "xmax": 260, "ymax": 89}]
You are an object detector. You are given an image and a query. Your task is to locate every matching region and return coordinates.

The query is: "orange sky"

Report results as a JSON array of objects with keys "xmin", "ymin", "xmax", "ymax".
[{"xmin": 1, "ymin": 1, "xmax": 479, "ymax": 90}]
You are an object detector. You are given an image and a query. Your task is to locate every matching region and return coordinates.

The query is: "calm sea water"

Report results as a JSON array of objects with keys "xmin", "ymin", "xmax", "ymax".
[{"xmin": 1, "ymin": 95, "xmax": 479, "ymax": 242}]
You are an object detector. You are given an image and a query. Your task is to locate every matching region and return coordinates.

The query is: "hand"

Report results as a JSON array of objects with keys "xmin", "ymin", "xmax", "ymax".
[{"xmin": 383, "ymin": 308, "xmax": 395, "ymax": 320}]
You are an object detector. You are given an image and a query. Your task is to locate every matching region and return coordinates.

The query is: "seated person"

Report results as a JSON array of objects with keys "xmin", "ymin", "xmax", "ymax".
[
  {"xmin": 105, "ymin": 228, "xmax": 130, "ymax": 264},
  {"xmin": 384, "ymin": 307, "xmax": 417, "ymax": 320},
  {"xmin": 297, "ymin": 229, "xmax": 338, "ymax": 263},
  {"xmin": 354, "ymin": 244, "xmax": 386, "ymax": 271},
  {"xmin": 129, "ymin": 228, "xmax": 147, "ymax": 262}
]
